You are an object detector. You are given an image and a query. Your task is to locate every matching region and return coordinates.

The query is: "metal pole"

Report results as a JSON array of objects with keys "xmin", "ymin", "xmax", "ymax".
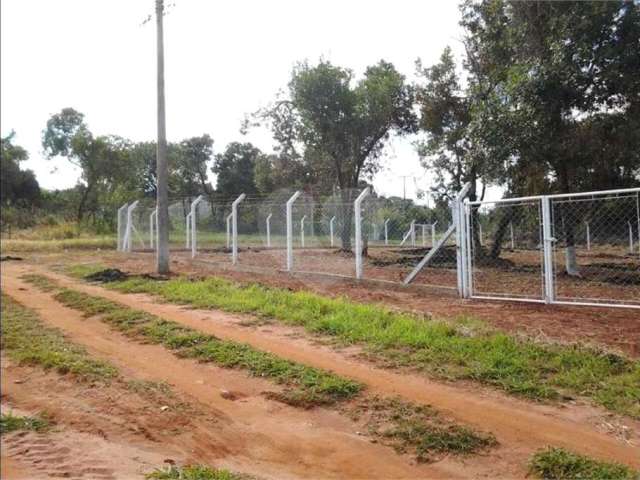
[
  {"xmin": 431, "ymin": 221, "xmax": 438, "ymax": 247},
  {"xmin": 478, "ymin": 222, "xmax": 484, "ymax": 246},
  {"xmin": 384, "ymin": 218, "xmax": 390, "ymax": 245},
  {"xmin": 185, "ymin": 212, "xmax": 191, "ymax": 249},
  {"xmin": 226, "ymin": 213, "xmax": 232, "ymax": 249},
  {"xmin": 125, "ymin": 201, "xmax": 139, "ymax": 252},
  {"xmin": 117, "ymin": 203, "xmax": 128, "ymax": 252},
  {"xmin": 510, "ymin": 222, "xmax": 515, "ymax": 250},
  {"xmin": 636, "ymin": 192, "xmax": 640, "ymax": 254},
  {"xmin": 300, "ymin": 215, "xmax": 306, "ymax": 248},
  {"xmin": 453, "ymin": 183, "xmax": 471, "ymax": 298},
  {"xmin": 330, "ymin": 216, "xmax": 336, "ymax": 248},
  {"xmin": 190, "ymin": 195, "xmax": 203, "ymax": 258},
  {"xmin": 421, "ymin": 224, "xmax": 427, "ymax": 247},
  {"xmin": 149, "ymin": 208, "xmax": 156, "ymax": 249},
  {"xmin": 410, "ymin": 220, "xmax": 416, "ymax": 247},
  {"xmin": 541, "ymin": 197, "xmax": 555, "ymax": 304},
  {"xmin": 585, "ymin": 221, "xmax": 590, "ymax": 251},
  {"xmin": 354, "ymin": 188, "xmax": 371, "ymax": 279},
  {"xmin": 286, "ymin": 191, "xmax": 302, "ymax": 271},
  {"xmin": 266, "ymin": 213, "xmax": 272, "ymax": 248},
  {"xmin": 629, "ymin": 222, "xmax": 634, "ymax": 254},
  {"xmin": 231, "ymin": 194, "xmax": 246, "ymax": 265}
]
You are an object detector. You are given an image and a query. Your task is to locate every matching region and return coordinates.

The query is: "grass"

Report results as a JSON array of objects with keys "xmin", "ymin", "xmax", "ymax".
[
  {"xmin": 346, "ymin": 396, "xmax": 496, "ymax": 463},
  {"xmin": 1, "ymin": 237, "xmax": 116, "ymax": 252},
  {"xmin": 0, "ymin": 412, "xmax": 50, "ymax": 434},
  {"xmin": 23, "ymin": 274, "xmax": 497, "ymax": 460},
  {"xmin": 1, "ymin": 293, "xmax": 118, "ymax": 380},
  {"xmin": 21, "ymin": 275, "xmax": 362, "ymax": 408},
  {"xmin": 85, "ymin": 273, "xmax": 640, "ymax": 419},
  {"xmin": 146, "ymin": 465, "xmax": 249, "ymax": 480},
  {"xmin": 529, "ymin": 447, "xmax": 639, "ymax": 480}
]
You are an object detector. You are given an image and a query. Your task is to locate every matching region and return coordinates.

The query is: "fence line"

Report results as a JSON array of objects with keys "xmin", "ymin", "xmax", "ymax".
[{"xmin": 119, "ymin": 186, "xmax": 640, "ymax": 309}]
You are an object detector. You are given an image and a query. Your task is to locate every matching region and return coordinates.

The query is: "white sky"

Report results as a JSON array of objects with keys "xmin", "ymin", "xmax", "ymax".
[{"xmin": 1, "ymin": 0, "xmax": 466, "ymax": 202}]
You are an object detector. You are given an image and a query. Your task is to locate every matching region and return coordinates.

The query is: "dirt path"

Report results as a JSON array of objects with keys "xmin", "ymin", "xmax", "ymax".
[
  {"xmin": 2, "ymin": 271, "xmax": 496, "ymax": 479},
  {"xmin": 4, "ymin": 263, "xmax": 639, "ymax": 471}
]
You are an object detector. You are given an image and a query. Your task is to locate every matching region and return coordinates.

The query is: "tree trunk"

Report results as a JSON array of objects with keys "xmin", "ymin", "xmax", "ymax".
[
  {"xmin": 489, "ymin": 206, "xmax": 515, "ymax": 259},
  {"xmin": 558, "ymin": 165, "xmax": 580, "ymax": 276},
  {"xmin": 156, "ymin": 0, "xmax": 170, "ymax": 274},
  {"xmin": 76, "ymin": 182, "xmax": 93, "ymax": 223}
]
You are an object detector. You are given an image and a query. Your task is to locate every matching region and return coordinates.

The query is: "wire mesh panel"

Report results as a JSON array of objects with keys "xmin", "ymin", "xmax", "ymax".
[
  {"xmin": 167, "ymin": 200, "xmax": 190, "ymax": 250},
  {"xmin": 291, "ymin": 192, "xmax": 356, "ymax": 277},
  {"xmin": 235, "ymin": 196, "xmax": 288, "ymax": 271},
  {"xmin": 193, "ymin": 199, "xmax": 231, "ymax": 263},
  {"xmin": 468, "ymin": 199, "xmax": 544, "ymax": 300},
  {"xmin": 129, "ymin": 200, "xmax": 156, "ymax": 252},
  {"xmin": 362, "ymin": 196, "xmax": 457, "ymax": 288},
  {"xmin": 551, "ymin": 190, "xmax": 640, "ymax": 306}
]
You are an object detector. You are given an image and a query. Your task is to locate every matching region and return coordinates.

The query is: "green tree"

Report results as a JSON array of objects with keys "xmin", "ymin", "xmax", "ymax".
[
  {"xmin": 212, "ymin": 142, "xmax": 261, "ymax": 196},
  {"xmin": 0, "ymin": 131, "xmax": 40, "ymax": 207},
  {"xmin": 258, "ymin": 59, "xmax": 416, "ymax": 249}
]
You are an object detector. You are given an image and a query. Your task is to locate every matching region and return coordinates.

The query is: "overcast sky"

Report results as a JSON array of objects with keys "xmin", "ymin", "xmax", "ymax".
[{"xmin": 1, "ymin": 0, "xmax": 466, "ymax": 202}]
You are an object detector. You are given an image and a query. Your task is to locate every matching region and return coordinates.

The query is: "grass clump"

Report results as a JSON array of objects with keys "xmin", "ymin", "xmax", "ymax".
[
  {"xmin": 0, "ymin": 412, "xmax": 50, "ymax": 434},
  {"xmin": 146, "ymin": 464, "xmax": 249, "ymax": 480},
  {"xmin": 22, "ymin": 276, "xmax": 362, "ymax": 408},
  {"xmin": 1, "ymin": 293, "xmax": 117, "ymax": 380},
  {"xmin": 347, "ymin": 396, "xmax": 496, "ymax": 463},
  {"xmin": 20, "ymin": 273, "xmax": 60, "ymax": 292},
  {"xmin": 528, "ymin": 447, "xmax": 639, "ymax": 480},
  {"xmin": 99, "ymin": 274, "xmax": 640, "ymax": 418},
  {"xmin": 1, "ymin": 237, "xmax": 115, "ymax": 253}
]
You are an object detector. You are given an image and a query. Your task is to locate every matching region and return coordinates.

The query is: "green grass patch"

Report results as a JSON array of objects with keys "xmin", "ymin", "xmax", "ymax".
[
  {"xmin": 1, "ymin": 237, "xmax": 115, "ymax": 253},
  {"xmin": 20, "ymin": 273, "xmax": 60, "ymax": 292},
  {"xmin": 0, "ymin": 412, "xmax": 50, "ymax": 434},
  {"xmin": 96, "ymin": 274, "xmax": 640, "ymax": 419},
  {"xmin": 529, "ymin": 447, "xmax": 639, "ymax": 480},
  {"xmin": 1, "ymin": 293, "xmax": 117, "ymax": 380},
  {"xmin": 65, "ymin": 263, "xmax": 110, "ymax": 279},
  {"xmin": 146, "ymin": 465, "xmax": 249, "ymax": 480},
  {"xmin": 21, "ymin": 276, "xmax": 361, "ymax": 408},
  {"xmin": 347, "ymin": 396, "xmax": 496, "ymax": 463}
]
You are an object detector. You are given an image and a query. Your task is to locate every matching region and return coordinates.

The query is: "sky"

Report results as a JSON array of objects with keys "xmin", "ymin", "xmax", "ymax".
[{"xmin": 1, "ymin": 0, "xmax": 466, "ymax": 203}]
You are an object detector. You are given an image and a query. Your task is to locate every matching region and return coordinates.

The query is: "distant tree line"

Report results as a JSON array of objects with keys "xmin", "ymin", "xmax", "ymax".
[{"xmin": 2, "ymin": 0, "xmax": 638, "ymax": 264}]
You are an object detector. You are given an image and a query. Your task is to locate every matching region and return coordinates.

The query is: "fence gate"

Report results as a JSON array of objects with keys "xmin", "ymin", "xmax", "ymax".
[
  {"xmin": 466, "ymin": 198, "xmax": 545, "ymax": 302},
  {"xmin": 464, "ymin": 188, "xmax": 640, "ymax": 309}
]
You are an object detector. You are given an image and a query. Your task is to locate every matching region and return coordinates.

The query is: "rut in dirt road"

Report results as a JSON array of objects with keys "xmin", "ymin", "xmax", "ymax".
[
  {"xmin": 10, "ymin": 263, "xmax": 638, "ymax": 471},
  {"xmin": 2, "ymin": 273, "xmax": 504, "ymax": 479}
]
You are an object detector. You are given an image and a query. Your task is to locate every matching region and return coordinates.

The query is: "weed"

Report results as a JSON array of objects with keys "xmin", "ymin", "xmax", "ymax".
[
  {"xmin": 146, "ymin": 464, "xmax": 249, "ymax": 480},
  {"xmin": 528, "ymin": 447, "xmax": 639, "ymax": 480},
  {"xmin": 347, "ymin": 396, "xmax": 496, "ymax": 462},
  {"xmin": 0, "ymin": 412, "xmax": 50, "ymax": 434},
  {"xmin": 99, "ymin": 274, "xmax": 640, "ymax": 418},
  {"xmin": 1, "ymin": 293, "xmax": 117, "ymax": 380}
]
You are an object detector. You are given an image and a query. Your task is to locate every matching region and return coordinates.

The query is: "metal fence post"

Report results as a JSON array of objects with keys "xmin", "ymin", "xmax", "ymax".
[
  {"xmin": 431, "ymin": 221, "xmax": 437, "ymax": 247},
  {"xmin": 585, "ymin": 221, "xmax": 591, "ymax": 251},
  {"xmin": 124, "ymin": 200, "xmax": 139, "ymax": 252},
  {"xmin": 453, "ymin": 183, "xmax": 471, "ymax": 298},
  {"xmin": 541, "ymin": 196, "xmax": 555, "ymax": 303},
  {"xmin": 226, "ymin": 213, "xmax": 232, "ymax": 249},
  {"xmin": 411, "ymin": 220, "xmax": 416, "ymax": 247},
  {"xmin": 354, "ymin": 187, "xmax": 370, "ymax": 279},
  {"xmin": 190, "ymin": 195, "xmax": 203, "ymax": 258},
  {"xmin": 231, "ymin": 193, "xmax": 246, "ymax": 265},
  {"xmin": 421, "ymin": 224, "xmax": 427, "ymax": 246},
  {"xmin": 384, "ymin": 218, "xmax": 390, "ymax": 245},
  {"xmin": 286, "ymin": 191, "xmax": 302, "ymax": 271},
  {"xmin": 149, "ymin": 208, "xmax": 157, "ymax": 249},
  {"xmin": 330, "ymin": 216, "xmax": 336, "ymax": 247},
  {"xmin": 266, "ymin": 213, "xmax": 272, "ymax": 247},
  {"xmin": 117, "ymin": 203, "xmax": 128, "ymax": 252},
  {"xmin": 629, "ymin": 222, "xmax": 634, "ymax": 254},
  {"xmin": 300, "ymin": 215, "xmax": 306, "ymax": 248},
  {"xmin": 185, "ymin": 212, "xmax": 191, "ymax": 249},
  {"xmin": 510, "ymin": 221, "xmax": 515, "ymax": 250}
]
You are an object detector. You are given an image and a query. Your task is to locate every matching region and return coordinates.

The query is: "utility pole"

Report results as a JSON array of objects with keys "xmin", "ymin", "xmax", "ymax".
[{"xmin": 155, "ymin": 0, "xmax": 169, "ymax": 273}]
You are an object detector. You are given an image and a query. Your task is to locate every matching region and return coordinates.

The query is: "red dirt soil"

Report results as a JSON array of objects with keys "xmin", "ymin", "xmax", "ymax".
[{"xmin": 3, "ymin": 262, "xmax": 639, "ymax": 475}]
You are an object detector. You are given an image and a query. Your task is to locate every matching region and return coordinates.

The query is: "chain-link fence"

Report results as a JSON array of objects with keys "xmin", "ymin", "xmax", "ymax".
[{"xmin": 118, "ymin": 186, "xmax": 640, "ymax": 309}]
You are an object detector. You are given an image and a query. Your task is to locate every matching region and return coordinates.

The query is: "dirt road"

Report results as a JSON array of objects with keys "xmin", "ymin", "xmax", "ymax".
[{"xmin": 2, "ymin": 262, "xmax": 638, "ymax": 478}]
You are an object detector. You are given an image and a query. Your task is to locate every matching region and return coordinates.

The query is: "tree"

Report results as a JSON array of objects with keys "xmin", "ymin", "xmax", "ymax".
[
  {"xmin": 258, "ymin": 59, "xmax": 416, "ymax": 249},
  {"xmin": 42, "ymin": 109, "xmax": 129, "ymax": 222},
  {"xmin": 177, "ymin": 134, "xmax": 214, "ymax": 201},
  {"xmin": 212, "ymin": 142, "xmax": 261, "ymax": 196},
  {"xmin": 1, "ymin": 132, "xmax": 40, "ymax": 207}
]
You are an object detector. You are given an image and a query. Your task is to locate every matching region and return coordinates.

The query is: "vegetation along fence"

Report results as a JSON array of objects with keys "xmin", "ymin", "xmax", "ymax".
[{"xmin": 118, "ymin": 186, "xmax": 640, "ymax": 309}]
